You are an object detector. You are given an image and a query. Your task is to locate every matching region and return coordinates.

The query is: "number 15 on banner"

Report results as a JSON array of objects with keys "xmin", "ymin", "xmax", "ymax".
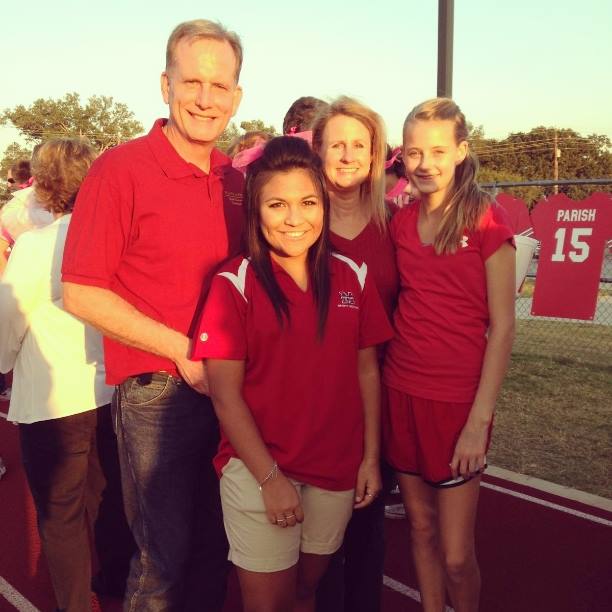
[{"xmin": 551, "ymin": 227, "xmax": 593, "ymax": 263}]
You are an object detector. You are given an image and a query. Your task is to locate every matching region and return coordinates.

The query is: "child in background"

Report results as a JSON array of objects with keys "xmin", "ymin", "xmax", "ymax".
[
  {"xmin": 227, "ymin": 131, "xmax": 273, "ymax": 158},
  {"xmin": 384, "ymin": 145, "xmax": 413, "ymax": 207}
]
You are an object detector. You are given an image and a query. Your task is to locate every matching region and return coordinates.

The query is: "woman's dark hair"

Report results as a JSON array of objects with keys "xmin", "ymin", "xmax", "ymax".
[
  {"xmin": 9, "ymin": 159, "xmax": 32, "ymax": 184},
  {"xmin": 245, "ymin": 136, "xmax": 331, "ymax": 337},
  {"xmin": 386, "ymin": 144, "xmax": 406, "ymax": 179},
  {"xmin": 282, "ymin": 96, "xmax": 329, "ymax": 134}
]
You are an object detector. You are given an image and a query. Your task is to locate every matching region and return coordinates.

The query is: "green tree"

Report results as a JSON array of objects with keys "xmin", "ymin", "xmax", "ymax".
[
  {"xmin": 477, "ymin": 167, "xmax": 545, "ymax": 209},
  {"xmin": 473, "ymin": 127, "xmax": 611, "ymax": 204},
  {"xmin": 217, "ymin": 121, "xmax": 240, "ymax": 153},
  {"xmin": 1, "ymin": 92, "xmax": 144, "ymax": 152},
  {"xmin": 239, "ymin": 119, "xmax": 277, "ymax": 137}
]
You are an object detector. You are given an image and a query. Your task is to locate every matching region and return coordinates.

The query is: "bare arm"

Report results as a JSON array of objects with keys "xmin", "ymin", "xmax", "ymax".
[
  {"xmin": 354, "ymin": 346, "xmax": 383, "ymax": 508},
  {"xmin": 62, "ymin": 282, "xmax": 208, "ymax": 393},
  {"xmin": 0, "ymin": 237, "xmax": 39, "ymax": 372},
  {"xmin": 207, "ymin": 358, "xmax": 303, "ymax": 527},
  {"xmin": 0, "ymin": 237, "xmax": 9, "ymax": 277},
  {"xmin": 450, "ymin": 242, "xmax": 516, "ymax": 479}
]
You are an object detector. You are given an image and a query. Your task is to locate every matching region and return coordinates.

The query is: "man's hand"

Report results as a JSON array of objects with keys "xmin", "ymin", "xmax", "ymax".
[{"xmin": 176, "ymin": 356, "xmax": 209, "ymax": 395}]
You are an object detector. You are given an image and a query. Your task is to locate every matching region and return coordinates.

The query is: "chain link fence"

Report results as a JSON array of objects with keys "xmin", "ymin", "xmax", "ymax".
[
  {"xmin": 514, "ymin": 251, "xmax": 612, "ymax": 361},
  {"xmin": 480, "ymin": 180, "xmax": 612, "ymax": 363},
  {"xmin": 495, "ymin": 250, "xmax": 611, "ymax": 498}
]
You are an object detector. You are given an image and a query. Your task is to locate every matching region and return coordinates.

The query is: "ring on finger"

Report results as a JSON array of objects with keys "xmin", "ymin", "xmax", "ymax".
[{"xmin": 284, "ymin": 514, "xmax": 295, "ymax": 519}]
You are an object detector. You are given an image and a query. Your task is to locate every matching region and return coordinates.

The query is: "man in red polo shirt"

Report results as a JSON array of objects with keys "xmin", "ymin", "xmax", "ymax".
[{"xmin": 62, "ymin": 19, "xmax": 244, "ymax": 611}]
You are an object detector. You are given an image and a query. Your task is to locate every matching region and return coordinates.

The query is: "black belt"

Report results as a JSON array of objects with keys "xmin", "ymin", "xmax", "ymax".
[{"xmin": 132, "ymin": 371, "xmax": 182, "ymax": 385}]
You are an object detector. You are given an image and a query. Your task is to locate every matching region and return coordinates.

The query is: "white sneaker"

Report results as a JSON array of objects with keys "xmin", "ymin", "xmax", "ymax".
[
  {"xmin": 384, "ymin": 503, "xmax": 406, "ymax": 519},
  {"xmin": 0, "ymin": 387, "xmax": 11, "ymax": 401}
]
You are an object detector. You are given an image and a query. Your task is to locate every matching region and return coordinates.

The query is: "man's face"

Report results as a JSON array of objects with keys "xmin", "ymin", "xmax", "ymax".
[{"xmin": 161, "ymin": 38, "xmax": 242, "ymax": 150}]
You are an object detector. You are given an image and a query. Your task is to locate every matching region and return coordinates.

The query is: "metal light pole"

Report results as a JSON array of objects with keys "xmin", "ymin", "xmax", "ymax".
[{"xmin": 437, "ymin": 0, "xmax": 454, "ymax": 98}]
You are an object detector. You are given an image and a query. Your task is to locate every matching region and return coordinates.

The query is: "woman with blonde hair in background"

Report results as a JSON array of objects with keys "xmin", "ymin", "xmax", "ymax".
[
  {"xmin": 0, "ymin": 138, "xmax": 133, "ymax": 611},
  {"xmin": 312, "ymin": 96, "xmax": 399, "ymax": 612}
]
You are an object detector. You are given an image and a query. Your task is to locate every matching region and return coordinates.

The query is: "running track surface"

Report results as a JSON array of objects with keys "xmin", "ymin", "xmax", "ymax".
[{"xmin": 1, "ymin": 403, "xmax": 611, "ymax": 612}]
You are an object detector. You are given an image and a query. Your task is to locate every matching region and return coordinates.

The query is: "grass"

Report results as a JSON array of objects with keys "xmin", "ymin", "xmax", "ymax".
[{"xmin": 490, "ymin": 319, "xmax": 612, "ymax": 499}]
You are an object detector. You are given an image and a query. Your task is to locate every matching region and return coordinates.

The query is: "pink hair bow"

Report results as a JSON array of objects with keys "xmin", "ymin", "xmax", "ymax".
[
  {"xmin": 384, "ymin": 147, "xmax": 402, "ymax": 170},
  {"xmin": 232, "ymin": 131, "xmax": 313, "ymax": 174},
  {"xmin": 385, "ymin": 177, "xmax": 409, "ymax": 200}
]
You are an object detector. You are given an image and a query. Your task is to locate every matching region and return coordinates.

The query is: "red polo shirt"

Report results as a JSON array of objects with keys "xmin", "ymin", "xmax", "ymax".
[
  {"xmin": 62, "ymin": 120, "xmax": 245, "ymax": 384},
  {"xmin": 384, "ymin": 201, "xmax": 514, "ymax": 403},
  {"xmin": 330, "ymin": 219, "xmax": 399, "ymax": 322},
  {"xmin": 192, "ymin": 254, "xmax": 393, "ymax": 490}
]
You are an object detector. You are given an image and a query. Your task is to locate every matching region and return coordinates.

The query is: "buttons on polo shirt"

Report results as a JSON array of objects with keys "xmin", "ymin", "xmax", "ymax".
[{"xmin": 199, "ymin": 332, "xmax": 209, "ymax": 342}]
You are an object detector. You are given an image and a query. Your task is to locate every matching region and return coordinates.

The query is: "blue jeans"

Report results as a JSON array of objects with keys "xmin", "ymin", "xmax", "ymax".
[{"xmin": 113, "ymin": 373, "xmax": 229, "ymax": 611}]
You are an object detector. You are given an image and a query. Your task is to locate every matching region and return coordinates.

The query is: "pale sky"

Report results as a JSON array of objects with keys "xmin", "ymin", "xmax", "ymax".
[{"xmin": 1, "ymin": 0, "xmax": 611, "ymax": 153}]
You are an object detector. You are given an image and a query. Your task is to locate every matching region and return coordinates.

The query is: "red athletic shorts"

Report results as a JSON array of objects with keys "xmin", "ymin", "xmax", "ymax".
[{"xmin": 382, "ymin": 386, "xmax": 492, "ymax": 488}]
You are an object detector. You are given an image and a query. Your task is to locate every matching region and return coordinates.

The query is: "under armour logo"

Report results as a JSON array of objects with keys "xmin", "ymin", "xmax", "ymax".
[{"xmin": 460, "ymin": 235, "xmax": 469, "ymax": 248}]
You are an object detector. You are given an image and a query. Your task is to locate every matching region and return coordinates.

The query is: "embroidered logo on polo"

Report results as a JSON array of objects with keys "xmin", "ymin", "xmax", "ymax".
[
  {"xmin": 337, "ymin": 290, "xmax": 358, "ymax": 309},
  {"xmin": 224, "ymin": 190, "xmax": 243, "ymax": 206},
  {"xmin": 461, "ymin": 235, "xmax": 469, "ymax": 248}
]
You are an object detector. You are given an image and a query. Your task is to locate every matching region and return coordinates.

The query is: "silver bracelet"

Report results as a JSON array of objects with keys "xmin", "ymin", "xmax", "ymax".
[{"xmin": 258, "ymin": 462, "xmax": 279, "ymax": 491}]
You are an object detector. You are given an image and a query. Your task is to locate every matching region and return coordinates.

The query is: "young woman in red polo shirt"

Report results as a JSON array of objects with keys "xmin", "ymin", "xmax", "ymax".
[
  {"xmin": 383, "ymin": 99, "xmax": 515, "ymax": 612},
  {"xmin": 192, "ymin": 136, "xmax": 392, "ymax": 612}
]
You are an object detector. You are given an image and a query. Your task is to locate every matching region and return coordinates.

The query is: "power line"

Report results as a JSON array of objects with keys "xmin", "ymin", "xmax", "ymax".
[
  {"xmin": 474, "ymin": 142, "xmax": 604, "ymax": 157},
  {"xmin": 473, "ymin": 136, "xmax": 592, "ymax": 153},
  {"xmin": 477, "ymin": 145, "xmax": 606, "ymax": 156}
]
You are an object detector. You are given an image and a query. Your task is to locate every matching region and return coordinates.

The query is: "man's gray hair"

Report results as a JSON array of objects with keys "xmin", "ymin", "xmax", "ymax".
[{"xmin": 165, "ymin": 19, "xmax": 243, "ymax": 82}]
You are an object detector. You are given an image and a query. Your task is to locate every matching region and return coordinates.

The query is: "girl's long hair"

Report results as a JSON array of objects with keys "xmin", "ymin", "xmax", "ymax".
[
  {"xmin": 404, "ymin": 98, "xmax": 491, "ymax": 255},
  {"xmin": 245, "ymin": 136, "xmax": 331, "ymax": 338}
]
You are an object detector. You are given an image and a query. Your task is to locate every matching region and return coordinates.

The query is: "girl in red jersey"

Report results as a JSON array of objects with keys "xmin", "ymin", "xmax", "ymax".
[
  {"xmin": 383, "ymin": 99, "xmax": 515, "ymax": 612},
  {"xmin": 192, "ymin": 136, "xmax": 392, "ymax": 612}
]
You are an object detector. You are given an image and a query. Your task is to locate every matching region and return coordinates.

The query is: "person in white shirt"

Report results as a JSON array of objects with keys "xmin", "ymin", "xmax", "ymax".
[
  {"xmin": 1, "ymin": 157, "xmax": 53, "ymax": 277},
  {"xmin": 0, "ymin": 138, "xmax": 133, "ymax": 612},
  {"xmin": 0, "ymin": 155, "xmax": 53, "ymax": 401}
]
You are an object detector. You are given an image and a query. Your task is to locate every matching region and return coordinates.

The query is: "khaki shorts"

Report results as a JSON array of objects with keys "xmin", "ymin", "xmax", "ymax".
[{"xmin": 220, "ymin": 457, "xmax": 354, "ymax": 572}]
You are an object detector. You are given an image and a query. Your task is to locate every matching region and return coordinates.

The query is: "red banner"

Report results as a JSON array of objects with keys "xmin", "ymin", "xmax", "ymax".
[
  {"xmin": 531, "ymin": 192, "xmax": 612, "ymax": 320},
  {"xmin": 496, "ymin": 193, "xmax": 533, "ymax": 236}
]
